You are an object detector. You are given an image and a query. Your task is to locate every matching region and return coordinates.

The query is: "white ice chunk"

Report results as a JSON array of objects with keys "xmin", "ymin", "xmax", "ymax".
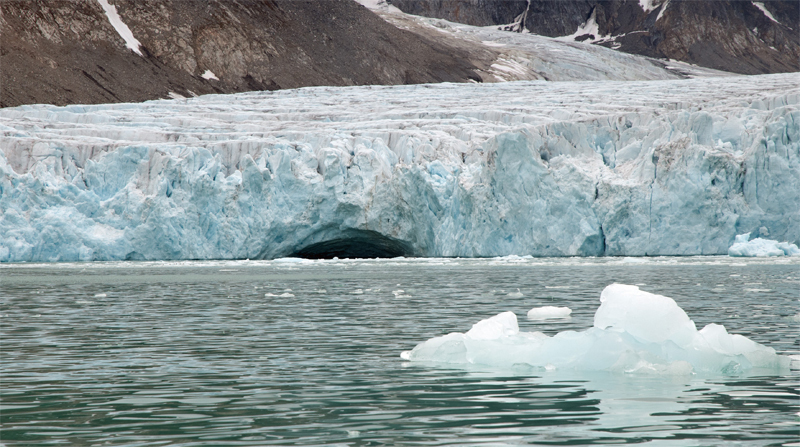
[
  {"xmin": 728, "ymin": 233, "xmax": 800, "ymax": 257},
  {"xmin": 594, "ymin": 284, "xmax": 696, "ymax": 346},
  {"xmin": 402, "ymin": 284, "xmax": 789, "ymax": 374},
  {"xmin": 527, "ymin": 306, "xmax": 572, "ymax": 320},
  {"xmin": 96, "ymin": 0, "xmax": 143, "ymax": 56},
  {"xmin": 465, "ymin": 311, "xmax": 519, "ymax": 340}
]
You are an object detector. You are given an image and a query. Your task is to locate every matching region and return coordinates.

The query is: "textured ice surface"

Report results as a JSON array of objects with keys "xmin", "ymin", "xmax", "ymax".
[
  {"xmin": 728, "ymin": 233, "xmax": 800, "ymax": 257},
  {"xmin": 401, "ymin": 284, "xmax": 790, "ymax": 374},
  {"xmin": 1, "ymin": 74, "xmax": 799, "ymax": 261},
  {"xmin": 527, "ymin": 306, "xmax": 572, "ymax": 320}
]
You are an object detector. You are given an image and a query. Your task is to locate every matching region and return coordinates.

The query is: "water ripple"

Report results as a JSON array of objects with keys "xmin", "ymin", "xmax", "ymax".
[{"xmin": 1, "ymin": 258, "xmax": 798, "ymax": 445}]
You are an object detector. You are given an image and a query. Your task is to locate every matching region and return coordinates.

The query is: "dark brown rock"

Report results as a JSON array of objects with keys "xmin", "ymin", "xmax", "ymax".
[{"xmin": 1, "ymin": 0, "xmax": 484, "ymax": 107}]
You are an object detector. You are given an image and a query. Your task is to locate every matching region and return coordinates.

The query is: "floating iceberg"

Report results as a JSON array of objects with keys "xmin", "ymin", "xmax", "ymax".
[
  {"xmin": 527, "ymin": 306, "xmax": 572, "ymax": 320},
  {"xmin": 401, "ymin": 284, "xmax": 789, "ymax": 374},
  {"xmin": 1, "ymin": 73, "xmax": 799, "ymax": 262},
  {"xmin": 728, "ymin": 233, "xmax": 800, "ymax": 257}
]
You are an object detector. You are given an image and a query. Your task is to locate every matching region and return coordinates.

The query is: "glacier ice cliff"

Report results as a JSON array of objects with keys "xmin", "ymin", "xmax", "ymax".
[{"xmin": 1, "ymin": 73, "xmax": 799, "ymax": 261}]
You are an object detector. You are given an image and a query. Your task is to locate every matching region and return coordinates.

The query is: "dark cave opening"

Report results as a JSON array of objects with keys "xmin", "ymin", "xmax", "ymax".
[{"xmin": 290, "ymin": 230, "xmax": 414, "ymax": 259}]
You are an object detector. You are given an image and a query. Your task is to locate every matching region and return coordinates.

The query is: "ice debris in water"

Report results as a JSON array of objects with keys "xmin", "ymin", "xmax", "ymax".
[
  {"xmin": 527, "ymin": 306, "xmax": 572, "ymax": 320},
  {"xmin": 728, "ymin": 233, "xmax": 800, "ymax": 257},
  {"xmin": 401, "ymin": 284, "xmax": 789, "ymax": 374}
]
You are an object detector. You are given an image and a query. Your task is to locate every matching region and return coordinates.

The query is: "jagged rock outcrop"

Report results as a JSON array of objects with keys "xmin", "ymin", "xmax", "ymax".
[
  {"xmin": 0, "ymin": 0, "xmax": 485, "ymax": 107},
  {"xmin": 388, "ymin": 0, "xmax": 800, "ymax": 74}
]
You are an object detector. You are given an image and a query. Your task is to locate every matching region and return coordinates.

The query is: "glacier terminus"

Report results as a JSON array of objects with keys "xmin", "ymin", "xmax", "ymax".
[{"xmin": 1, "ymin": 73, "xmax": 798, "ymax": 262}]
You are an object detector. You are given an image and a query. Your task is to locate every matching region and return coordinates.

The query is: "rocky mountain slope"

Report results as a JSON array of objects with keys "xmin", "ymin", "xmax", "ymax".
[
  {"xmin": 0, "ymin": 0, "xmax": 486, "ymax": 107},
  {"xmin": 3, "ymin": 0, "xmax": 771, "ymax": 108},
  {"xmin": 389, "ymin": 0, "xmax": 800, "ymax": 74}
]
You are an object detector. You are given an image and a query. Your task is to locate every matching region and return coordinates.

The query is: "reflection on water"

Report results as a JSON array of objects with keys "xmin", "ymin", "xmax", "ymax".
[{"xmin": 1, "ymin": 257, "xmax": 798, "ymax": 445}]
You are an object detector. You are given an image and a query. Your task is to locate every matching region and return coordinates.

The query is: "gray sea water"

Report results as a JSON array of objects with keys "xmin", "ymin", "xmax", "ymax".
[{"xmin": 1, "ymin": 256, "xmax": 798, "ymax": 446}]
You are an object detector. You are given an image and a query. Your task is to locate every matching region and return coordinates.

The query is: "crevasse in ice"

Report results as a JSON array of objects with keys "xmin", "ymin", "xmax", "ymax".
[
  {"xmin": 1, "ymin": 74, "xmax": 799, "ymax": 261},
  {"xmin": 400, "ymin": 284, "xmax": 790, "ymax": 374}
]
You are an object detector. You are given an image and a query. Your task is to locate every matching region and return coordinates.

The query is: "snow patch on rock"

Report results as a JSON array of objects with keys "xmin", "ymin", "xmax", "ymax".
[
  {"xmin": 201, "ymin": 70, "xmax": 219, "ymax": 81},
  {"xmin": 752, "ymin": 2, "xmax": 779, "ymax": 24},
  {"xmin": 96, "ymin": 0, "xmax": 143, "ymax": 56}
]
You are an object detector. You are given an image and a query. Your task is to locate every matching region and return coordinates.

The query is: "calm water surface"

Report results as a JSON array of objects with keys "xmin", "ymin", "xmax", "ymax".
[{"xmin": 1, "ymin": 257, "xmax": 799, "ymax": 446}]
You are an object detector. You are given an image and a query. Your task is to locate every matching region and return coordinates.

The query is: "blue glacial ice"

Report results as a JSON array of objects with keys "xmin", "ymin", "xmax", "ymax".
[
  {"xmin": 728, "ymin": 232, "xmax": 800, "ymax": 257},
  {"xmin": 1, "ymin": 73, "xmax": 799, "ymax": 262},
  {"xmin": 400, "ymin": 284, "xmax": 790, "ymax": 374}
]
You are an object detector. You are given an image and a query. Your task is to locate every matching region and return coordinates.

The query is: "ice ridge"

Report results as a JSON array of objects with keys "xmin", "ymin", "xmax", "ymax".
[{"xmin": 1, "ymin": 74, "xmax": 799, "ymax": 262}]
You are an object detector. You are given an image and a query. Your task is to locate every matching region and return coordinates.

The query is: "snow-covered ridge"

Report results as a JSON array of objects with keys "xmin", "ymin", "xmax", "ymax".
[{"xmin": 1, "ymin": 74, "xmax": 799, "ymax": 262}]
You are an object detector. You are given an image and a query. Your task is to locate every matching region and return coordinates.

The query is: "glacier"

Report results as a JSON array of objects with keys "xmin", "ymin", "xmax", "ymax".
[
  {"xmin": 400, "ymin": 284, "xmax": 790, "ymax": 375},
  {"xmin": 1, "ymin": 73, "xmax": 799, "ymax": 262}
]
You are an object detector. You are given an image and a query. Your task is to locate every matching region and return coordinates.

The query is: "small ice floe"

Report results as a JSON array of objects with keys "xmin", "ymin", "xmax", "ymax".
[
  {"xmin": 527, "ymin": 306, "xmax": 572, "ymax": 320},
  {"xmin": 265, "ymin": 292, "xmax": 295, "ymax": 297},
  {"xmin": 350, "ymin": 289, "xmax": 364, "ymax": 295},
  {"xmin": 728, "ymin": 233, "xmax": 800, "ymax": 257},
  {"xmin": 272, "ymin": 257, "xmax": 312, "ymax": 264},
  {"xmin": 507, "ymin": 288, "xmax": 524, "ymax": 298},
  {"xmin": 93, "ymin": 293, "xmax": 107, "ymax": 298},
  {"xmin": 401, "ymin": 284, "xmax": 789, "ymax": 374}
]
